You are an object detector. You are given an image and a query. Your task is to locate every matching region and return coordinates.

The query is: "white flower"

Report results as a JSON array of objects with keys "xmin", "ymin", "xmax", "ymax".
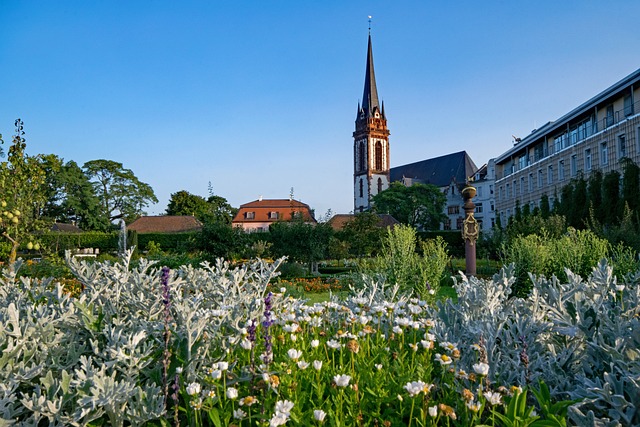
[
  {"xmin": 240, "ymin": 339, "xmax": 253, "ymax": 350},
  {"xmin": 435, "ymin": 353, "xmax": 452, "ymax": 366},
  {"xmin": 397, "ymin": 394, "xmax": 403, "ymax": 402},
  {"xmin": 483, "ymin": 391, "xmax": 502, "ymax": 406},
  {"xmin": 275, "ymin": 400, "xmax": 295, "ymax": 416},
  {"xmin": 290, "ymin": 334, "xmax": 297, "ymax": 342},
  {"xmin": 333, "ymin": 374, "xmax": 351, "ymax": 387},
  {"xmin": 314, "ymin": 409, "xmax": 326, "ymax": 422},
  {"xmin": 210, "ymin": 369, "xmax": 222, "ymax": 380},
  {"xmin": 428, "ymin": 405, "xmax": 438, "ymax": 417},
  {"xmin": 217, "ymin": 361, "xmax": 229, "ymax": 371},
  {"xmin": 311, "ymin": 339, "xmax": 320, "ymax": 348},
  {"xmin": 269, "ymin": 412, "xmax": 288, "ymax": 426},
  {"xmin": 466, "ymin": 401, "xmax": 481, "ymax": 412},
  {"xmin": 233, "ymin": 408, "xmax": 247, "ymax": 419},
  {"xmin": 186, "ymin": 382, "xmax": 201, "ymax": 396},
  {"xmin": 280, "ymin": 287, "xmax": 287, "ymax": 293},
  {"xmin": 226, "ymin": 387, "xmax": 238, "ymax": 399},
  {"xmin": 392, "ymin": 326, "xmax": 403, "ymax": 335},
  {"xmin": 287, "ymin": 348, "xmax": 303, "ymax": 361},
  {"xmin": 472, "ymin": 362, "xmax": 490, "ymax": 376},
  {"xmin": 297, "ymin": 360, "xmax": 310, "ymax": 370},
  {"xmin": 313, "ymin": 360, "xmax": 323, "ymax": 371},
  {"xmin": 403, "ymin": 381, "xmax": 433, "ymax": 397},
  {"xmin": 175, "ymin": 366, "xmax": 183, "ymax": 374},
  {"xmin": 327, "ymin": 339, "xmax": 342, "ymax": 349},
  {"xmin": 375, "ymin": 364, "xmax": 383, "ymax": 370},
  {"xmin": 616, "ymin": 284, "xmax": 626, "ymax": 292}
]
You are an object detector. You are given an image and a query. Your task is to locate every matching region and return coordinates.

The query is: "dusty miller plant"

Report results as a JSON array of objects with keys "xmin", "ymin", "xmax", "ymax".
[{"xmin": 427, "ymin": 260, "xmax": 639, "ymax": 426}]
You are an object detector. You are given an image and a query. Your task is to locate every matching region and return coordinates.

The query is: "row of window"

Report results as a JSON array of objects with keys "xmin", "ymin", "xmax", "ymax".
[
  {"xmin": 243, "ymin": 211, "xmax": 281, "ymax": 220},
  {"xmin": 498, "ymin": 133, "xmax": 632, "ymax": 201},
  {"xmin": 504, "ymin": 97, "xmax": 638, "ymax": 179}
]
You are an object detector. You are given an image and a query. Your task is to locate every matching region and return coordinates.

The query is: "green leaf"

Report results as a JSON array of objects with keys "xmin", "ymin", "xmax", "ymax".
[{"xmin": 208, "ymin": 408, "xmax": 222, "ymax": 427}]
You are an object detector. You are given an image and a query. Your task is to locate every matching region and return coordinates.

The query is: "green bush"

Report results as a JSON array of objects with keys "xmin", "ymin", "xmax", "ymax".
[
  {"xmin": 360, "ymin": 225, "xmax": 450, "ymax": 299},
  {"xmin": 500, "ymin": 228, "xmax": 610, "ymax": 297},
  {"xmin": 38, "ymin": 231, "xmax": 118, "ymax": 254}
]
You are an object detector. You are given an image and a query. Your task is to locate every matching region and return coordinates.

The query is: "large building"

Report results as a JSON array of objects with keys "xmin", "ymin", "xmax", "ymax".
[
  {"xmin": 232, "ymin": 198, "xmax": 316, "ymax": 232},
  {"xmin": 494, "ymin": 68, "xmax": 640, "ymax": 223},
  {"xmin": 353, "ymin": 32, "xmax": 390, "ymax": 213}
]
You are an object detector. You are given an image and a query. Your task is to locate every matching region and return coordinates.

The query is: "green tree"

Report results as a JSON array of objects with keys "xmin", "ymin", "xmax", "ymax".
[
  {"xmin": 602, "ymin": 170, "xmax": 622, "ymax": 226},
  {"xmin": 196, "ymin": 221, "xmax": 247, "ymax": 260},
  {"xmin": 269, "ymin": 219, "xmax": 333, "ymax": 274},
  {"xmin": 587, "ymin": 170, "xmax": 604, "ymax": 223},
  {"xmin": 338, "ymin": 212, "xmax": 385, "ymax": 257},
  {"xmin": 42, "ymin": 158, "xmax": 108, "ymax": 230},
  {"xmin": 371, "ymin": 182, "xmax": 446, "ymax": 230},
  {"xmin": 621, "ymin": 158, "xmax": 640, "ymax": 213},
  {"xmin": 571, "ymin": 174, "xmax": 588, "ymax": 229},
  {"xmin": 166, "ymin": 190, "xmax": 210, "ymax": 218},
  {"xmin": 206, "ymin": 195, "xmax": 236, "ymax": 225},
  {"xmin": 0, "ymin": 120, "xmax": 48, "ymax": 267},
  {"xmin": 539, "ymin": 194, "xmax": 551, "ymax": 219},
  {"xmin": 83, "ymin": 159, "xmax": 158, "ymax": 223}
]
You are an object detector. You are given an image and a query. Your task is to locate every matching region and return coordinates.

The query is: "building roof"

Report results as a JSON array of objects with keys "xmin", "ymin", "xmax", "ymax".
[
  {"xmin": 327, "ymin": 213, "xmax": 400, "ymax": 231},
  {"xmin": 127, "ymin": 216, "xmax": 203, "ymax": 233},
  {"xmin": 232, "ymin": 199, "xmax": 316, "ymax": 224},
  {"xmin": 50, "ymin": 222, "xmax": 83, "ymax": 233},
  {"xmin": 390, "ymin": 151, "xmax": 478, "ymax": 188},
  {"xmin": 495, "ymin": 67, "xmax": 640, "ymax": 163}
]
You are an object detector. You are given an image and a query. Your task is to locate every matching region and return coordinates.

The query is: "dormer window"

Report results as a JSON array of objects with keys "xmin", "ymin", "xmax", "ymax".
[
  {"xmin": 269, "ymin": 212, "xmax": 279, "ymax": 220},
  {"xmin": 245, "ymin": 211, "xmax": 255, "ymax": 219}
]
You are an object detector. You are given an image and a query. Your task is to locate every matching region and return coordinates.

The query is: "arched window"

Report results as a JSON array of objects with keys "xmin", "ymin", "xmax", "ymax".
[
  {"xmin": 377, "ymin": 177, "xmax": 383, "ymax": 193},
  {"xmin": 375, "ymin": 141, "xmax": 383, "ymax": 170},
  {"xmin": 359, "ymin": 141, "xmax": 366, "ymax": 171},
  {"xmin": 359, "ymin": 179, "xmax": 364, "ymax": 197}
]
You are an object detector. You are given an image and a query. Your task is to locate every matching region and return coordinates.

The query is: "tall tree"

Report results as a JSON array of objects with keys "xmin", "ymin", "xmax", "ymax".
[
  {"xmin": 0, "ymin": 120, "xmax": 48, "ymax": 267},
  {"xmin": 43, "ymin": 158, "xmax": 108, "ymax": 230},
  {"xmin": 621, "ymin": 158, "xmax": 640, "ymax": 213},
  {"xmin": 269, "ymin": 219, "xmax": 333, "ymax": 274},
  {"xmin": 587, "ymin": 170, "xmax": 604, "ymax": 223},
  {"xmin": 166, "ymin": 190, "xmax": 210, "ymax": 218},
  {"xmin": 83, "ymin": 159, "xmax": 158, "ymax": 223},
  {"xmin": 338, "ymin": 212, "xmax": 385, "ymax": 257},
  {"xmin": 166, "ymin": 190, "xmax": 236, "ymax": 224},
  {"xmin": 602, "ymin": 170, "xmax": 622, "ymax": 226},
  {"xmin": 371, "ymin": 182, "xmax": 446, "ymax": 230}
]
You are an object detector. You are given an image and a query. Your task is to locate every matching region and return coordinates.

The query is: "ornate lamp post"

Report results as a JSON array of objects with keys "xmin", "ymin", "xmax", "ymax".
[{"xmin": 461, "ymin": 186, "xmax": 479, "ymax": 275}]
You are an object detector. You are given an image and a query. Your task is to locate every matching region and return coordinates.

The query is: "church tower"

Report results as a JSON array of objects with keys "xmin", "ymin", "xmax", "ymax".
[{"xmin": 353, "ymin": 31, "xmax": 390, "ymax": 213}]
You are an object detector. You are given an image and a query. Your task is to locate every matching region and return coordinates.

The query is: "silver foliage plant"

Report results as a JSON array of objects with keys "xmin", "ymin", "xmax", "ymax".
[
  {"xmin": 0, "ymin": 251, "xmax": 284, "ymax": 426},
  {"xmin": 425, "ymin": 260, "xmax": 639, "ymax": 426},
  {"xmin": 2, "ymin": 250, "xmax": 638, "ymax": 425}
]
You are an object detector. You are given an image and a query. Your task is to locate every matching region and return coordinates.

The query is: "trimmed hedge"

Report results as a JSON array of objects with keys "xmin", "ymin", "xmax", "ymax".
[
  {"xmin": 39, "ymin": 232, "xmax": 119, "ymax": 254},
  {"xmin": 136, "ymin": 232, "xmax": 200, "ymax": 252}
]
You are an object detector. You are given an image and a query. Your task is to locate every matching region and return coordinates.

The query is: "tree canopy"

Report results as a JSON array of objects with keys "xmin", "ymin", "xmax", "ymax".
[
  {"xmin": 371, "ymin": 182, "xmax": 446, "ymax": 230},
  {"xmin": 166, "ymin": 190, "xmax": 236, "ymax": 224},
  {"xmin": 83, "ymin": 159, "xmax": 158, "ymax": 223}
]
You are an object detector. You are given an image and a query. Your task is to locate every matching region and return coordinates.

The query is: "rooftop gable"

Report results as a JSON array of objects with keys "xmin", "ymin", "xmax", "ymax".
[{"xmin": 390, "ymin": 151, "xmax": 478, "ymax": 188}]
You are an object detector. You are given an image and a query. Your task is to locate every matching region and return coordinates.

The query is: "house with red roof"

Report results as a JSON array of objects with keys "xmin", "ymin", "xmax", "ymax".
[{"xmin": 232, "ymin": 198, "xmax": 316, "ymax": 232}]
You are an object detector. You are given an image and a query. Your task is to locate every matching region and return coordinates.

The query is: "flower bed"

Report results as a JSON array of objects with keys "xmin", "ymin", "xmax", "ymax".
[{"xmin": 0, "ymin": 254, "xmax": 638, "ymax": 425}]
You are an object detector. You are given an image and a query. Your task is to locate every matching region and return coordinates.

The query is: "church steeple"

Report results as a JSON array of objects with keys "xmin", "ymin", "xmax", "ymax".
[
  {"xmin": 361, "ymin": 34, "xmax": 381, "ymax": 119},
  {"xmin": 353, "ymin": 30, "xmax": 390, "ymax": 213}
]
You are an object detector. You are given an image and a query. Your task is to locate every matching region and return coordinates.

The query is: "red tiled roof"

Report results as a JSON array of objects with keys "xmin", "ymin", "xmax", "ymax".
[
  {"xmin": 127, "ymin": 216, "xmax": 203, "ymax": 233},
  {"xmin": 232, "ymin": 199, "xmax": 316, "ymax": 224}
]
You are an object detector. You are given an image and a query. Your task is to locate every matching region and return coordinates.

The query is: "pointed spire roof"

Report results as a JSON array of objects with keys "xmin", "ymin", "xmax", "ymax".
[{"xmin": 361, "ymin": 34, "xmax": 380, "ymax": 118}]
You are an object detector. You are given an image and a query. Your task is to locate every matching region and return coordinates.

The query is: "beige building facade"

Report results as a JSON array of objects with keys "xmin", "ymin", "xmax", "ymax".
[{"xmin": 495, "ymin": 68, "xmax": 640, "ymax": 222}]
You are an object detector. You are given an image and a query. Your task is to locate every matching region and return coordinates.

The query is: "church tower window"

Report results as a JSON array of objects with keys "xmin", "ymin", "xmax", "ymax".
[
  {"xmin": 359, "ymin": 179, "xmax": 364, "ymax": 197},
  {"xmin": 377, "ymin": 177, "xmax": 383, "ymax": 193},
  {"xmin": 375, "ymin": 141, "xmax": 383, "ymax": 170},
  {"xmin": 359, "ymin": 141, "xmax": 366, "ymax": 171}
]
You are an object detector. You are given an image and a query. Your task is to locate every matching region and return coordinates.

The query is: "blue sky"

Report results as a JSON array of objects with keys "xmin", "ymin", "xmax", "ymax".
[{"xmin": 1, "ymin": 1, "xmax": 639, "ymax": 218}]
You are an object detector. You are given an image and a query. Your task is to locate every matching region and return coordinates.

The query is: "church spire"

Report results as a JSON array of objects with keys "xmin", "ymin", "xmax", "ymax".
[{"xmin": 361, "ymin": 34, "xmax": 380, "ymax": 118}]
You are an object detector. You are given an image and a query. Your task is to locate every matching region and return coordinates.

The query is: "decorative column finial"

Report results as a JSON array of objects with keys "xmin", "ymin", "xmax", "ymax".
[
  {"xmin": 368, "ymin": 15, "xmax": 372, "ymax": 34},
  {"xmin": 462, "ymin": 186, "xmax": 479, "ymax": 275}
]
